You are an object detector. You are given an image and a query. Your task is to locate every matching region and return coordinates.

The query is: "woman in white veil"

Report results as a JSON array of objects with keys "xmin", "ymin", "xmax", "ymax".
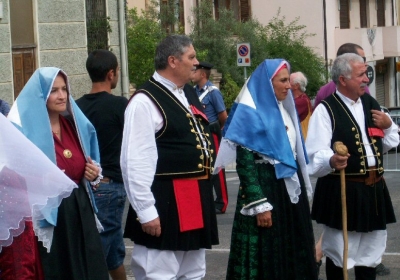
[{"xmin": 0, "ymin": 113, "xmax": 76, "ymax": 278}]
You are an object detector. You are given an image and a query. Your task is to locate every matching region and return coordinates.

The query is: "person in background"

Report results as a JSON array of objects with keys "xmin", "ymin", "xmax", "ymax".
[
  {"xmin": 76, "ymin": 49, "xmax": 128, "ymax": 280},
  {"xmin": 215, "ymin": 59, "xmax": 318, "ymax": 279},
  {"xmin": 0, "ymin": 98, "xmax": 10, "ymax": 116},
  {"xmin": 192, "ymin": 61, "xmax": 228, "ymax": 214},
  {"xmin": 306, "ymin": 53, "xmax": 398, "ymax": 280},
  {"xmin": 314, "ymin": 43, "xmax": 370, "ymax": 109},
  {"xmin": 121, "ymin": 35, "xmax": 219, "ymax": 279},
  {"xmin": 290, "ymin": 71, "xmax": 312, "ymax": 139},
  {"xmin": 8, "ymin": 67, "xmax": 109, "ymax": 280}
]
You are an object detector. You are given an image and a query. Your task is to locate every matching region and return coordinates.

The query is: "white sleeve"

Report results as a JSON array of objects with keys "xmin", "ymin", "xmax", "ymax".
[
  {"xmin": 382, "ymin": 116, "xmax": 400, "ymax": 153},
  {"xmin": 120, "ymin": 93, "xmax": 163, "ymax": 224},
  {"xmin": 305, "ymin": 105, "xmax": 335, "ymax": 177}
]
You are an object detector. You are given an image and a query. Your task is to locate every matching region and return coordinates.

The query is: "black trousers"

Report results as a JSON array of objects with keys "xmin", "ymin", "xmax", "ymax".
[{"xmin": 326, "ymin": 257, "xmax": 376, "ymax": 280}]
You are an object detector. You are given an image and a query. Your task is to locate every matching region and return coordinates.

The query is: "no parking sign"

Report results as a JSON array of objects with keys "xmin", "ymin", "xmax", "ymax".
[{"xmin": 237, "ymin": 43, "xmax": 251, "ymax": 66}]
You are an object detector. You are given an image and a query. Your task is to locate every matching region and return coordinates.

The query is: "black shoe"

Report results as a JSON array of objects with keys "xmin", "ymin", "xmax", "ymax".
[{"xmin": 376, "ymin": 263, "xmax": 390, "ymax": 276}]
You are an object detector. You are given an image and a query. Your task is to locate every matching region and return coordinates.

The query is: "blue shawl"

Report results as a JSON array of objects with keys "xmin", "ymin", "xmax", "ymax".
[
  {"xmin": 216, "ymin": 59, "xmax": 312, "ymax": 203},
  {"xmin": 8, "ymin": 67, "xmax": 100, "ymax": 226}
]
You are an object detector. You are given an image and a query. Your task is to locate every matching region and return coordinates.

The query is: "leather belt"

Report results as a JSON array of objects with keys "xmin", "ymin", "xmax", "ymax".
[
  {"xmin": 100, "ymin": 177, "xmax": 110, "ymax": 183},
  {"xmin": 346, "ymin": 172, "xmax": 382, "ymax": 185}
]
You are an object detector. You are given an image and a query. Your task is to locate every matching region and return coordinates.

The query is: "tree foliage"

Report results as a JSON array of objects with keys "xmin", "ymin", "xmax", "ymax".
[
  {"xmin": 189, "ymin": 4, "xmax": 326, "ymax": 108},
  {"xmin": 126, "ymin": 7, "xmax": 165, "ymax": 88},
  {"xmin": 126, "ymin": 0, "xmax": 188, "ymax": 88},
  {"xmin": 126, "ymin": 2, "xmax": 326, "ymax": 108}
]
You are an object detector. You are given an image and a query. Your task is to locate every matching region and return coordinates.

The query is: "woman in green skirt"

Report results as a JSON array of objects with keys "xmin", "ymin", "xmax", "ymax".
[{"xmin": 215, "ymin": 59, "xmax": 318, "ymax": 280}]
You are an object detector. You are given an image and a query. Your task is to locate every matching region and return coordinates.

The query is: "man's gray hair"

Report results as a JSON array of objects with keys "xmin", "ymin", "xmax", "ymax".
[
  {"xmin": 154, "ymin": 35, "xmax": 193, "ymax": 70},
  {"xmin": 331, "ymin": 53, "xmax": 364, "ymax": 85},
  {"xmin": 291, "ymin": 72, "xmax": 308, "ymax": 92}
]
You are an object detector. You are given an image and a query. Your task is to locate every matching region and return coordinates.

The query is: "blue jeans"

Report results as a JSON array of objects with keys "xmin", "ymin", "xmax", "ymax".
[{"xmin": 94, "ymin": 179, "xmax": 127, "ymax": 270}]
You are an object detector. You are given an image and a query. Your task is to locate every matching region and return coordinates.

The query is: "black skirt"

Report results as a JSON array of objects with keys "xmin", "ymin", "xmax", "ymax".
[
  {"xmin": 38, "ymin": 183, "xmax": 108, "ymax": 280},
  {"xmin": 311, "ymin": 176, "xmax": 396, "ymax": 232},
  {"xmin": 124, "ymin": 178, "xmax": 219, "ymax": 251},
  {"xmin": 227, "ymin": 148, "xmax": 318, "ymax": 280}
]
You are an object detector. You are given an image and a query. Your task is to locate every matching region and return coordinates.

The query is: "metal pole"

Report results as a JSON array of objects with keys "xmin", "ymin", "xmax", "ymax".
[
  {"xmin": 118, "ymin": 0, "xmax": 130, "ymax": 98},
  {"xmin": 244, "ymin": 67, "xmax": 247, "ymax": 81}
]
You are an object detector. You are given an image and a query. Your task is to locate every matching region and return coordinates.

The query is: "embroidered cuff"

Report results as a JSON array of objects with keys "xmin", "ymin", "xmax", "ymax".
[
  {"xmin": 240, "ymin": 200, "xmax": 273, "ymax": 216},
  {"xmin": 90, "ymin": 161, "xmax": 103, "ymax": 186}
]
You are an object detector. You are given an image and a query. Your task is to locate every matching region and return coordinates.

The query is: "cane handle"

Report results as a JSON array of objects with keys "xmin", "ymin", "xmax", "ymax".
[{"xmin": 333, "ymin": 141, "xmax": 348, "ymax": 156}]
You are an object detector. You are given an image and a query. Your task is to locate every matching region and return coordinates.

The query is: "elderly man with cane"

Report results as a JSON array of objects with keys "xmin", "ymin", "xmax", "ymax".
[{"xmin": 306, "ymin": 53, "xmax": 398, "ymax": 280}]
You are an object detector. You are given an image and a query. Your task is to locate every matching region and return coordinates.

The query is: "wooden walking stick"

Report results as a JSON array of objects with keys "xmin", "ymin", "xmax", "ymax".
[{"xmin": 333, "ymin": 141, "xmax": 349, "ymax": 280}]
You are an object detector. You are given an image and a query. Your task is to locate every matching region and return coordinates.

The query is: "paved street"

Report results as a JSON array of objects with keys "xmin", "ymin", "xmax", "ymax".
[{"xmin": 122, "ymin": 153, "xmax": 400, "ymax": 279}]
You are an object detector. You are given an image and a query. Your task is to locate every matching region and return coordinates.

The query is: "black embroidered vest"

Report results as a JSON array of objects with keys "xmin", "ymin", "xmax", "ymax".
[
  {"xmin": 133, "ymin": 78, "xmax": 214, "ymax": 179},
  {"xmin": 322, "ymin": 93, "xmax": 384, "ymax": 176}
]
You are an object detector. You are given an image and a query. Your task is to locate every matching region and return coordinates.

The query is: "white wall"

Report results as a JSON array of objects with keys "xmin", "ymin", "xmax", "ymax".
[{"xmin": 251, "ymin": 0, "xmax": 325, "ymax": 57}]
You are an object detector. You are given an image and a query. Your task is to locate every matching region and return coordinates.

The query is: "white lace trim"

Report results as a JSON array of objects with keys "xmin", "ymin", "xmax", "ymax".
[
  {"xmin": 241, "ymin": 202, "xmax": 273, "ymax": 216},
  {"xmin": 90, "ymin": 160, "xmax": 103, "ymax": 187},
  {"xmin": 214, "ymin": 138, "xmax": 311, "ymax": 204},
  {"xmin": 32, "ymin": 187, "xmax": 77, "ymax": 252}
]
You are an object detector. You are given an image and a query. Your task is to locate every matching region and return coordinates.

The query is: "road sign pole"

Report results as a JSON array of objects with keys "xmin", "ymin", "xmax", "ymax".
[{"xmin": 237, "ymin": 43, "xmax": 251, "ymax": 81}]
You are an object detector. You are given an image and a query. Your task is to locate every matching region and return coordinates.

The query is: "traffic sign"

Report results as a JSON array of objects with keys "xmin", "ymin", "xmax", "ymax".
[{"xmin": 237, "ymin": 43, "xmax": 251, "ymax": 66}]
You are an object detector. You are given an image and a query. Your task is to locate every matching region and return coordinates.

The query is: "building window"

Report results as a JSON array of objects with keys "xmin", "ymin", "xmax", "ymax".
[
  {"xmin": 340, "ymin": 0, "xmax": 350, "ymax": 29},
  {"xmin": 212, "ymin": 0, "xmax": 248, "ymax": 22},
  {"xmin": 377, "ymin": 0, "xmax": 385, "ymax": 27},
  {"xmin": 10, "ymin": 0, "xmax": 36, "ymax": 98},
  {"xmin": 85, "ymin": 0, "xmax": 110, "ymax": 53},
  {"xmin": 239, "ymin": 0, "xmax": 251, "ymax": 22},
  {"xmin": 160, "ymin": 0, "xmax": 184, "ymax": 34},
  {"xmin": 360, "ymin": 0, "xmax": 368, "ymax": 28}
]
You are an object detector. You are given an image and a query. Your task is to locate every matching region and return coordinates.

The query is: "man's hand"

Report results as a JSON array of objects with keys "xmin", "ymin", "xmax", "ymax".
[
  {"xmin": 256, "ymin": 211, "xmax": 272, "ymax": 228},
  {"xmin": 371, "ymin": 109, "xmax": 392, "ymax": 130},
  {"xmin": 141, "ymin": 217, "xmax": 161, "ymax": 237},
  {"xmin": 329, "ymin": 153, "xmax": 349, "ymax": 170}
]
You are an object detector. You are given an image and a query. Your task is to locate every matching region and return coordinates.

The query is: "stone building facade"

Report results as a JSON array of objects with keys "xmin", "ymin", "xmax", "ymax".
[{"xmin": 0, "ymin": 0, "xmax": 128, "ymax": 105}]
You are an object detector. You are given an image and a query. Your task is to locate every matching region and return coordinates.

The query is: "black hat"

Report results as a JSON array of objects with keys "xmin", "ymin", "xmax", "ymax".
[{"xmin": 196, "ymin": 62, "xmax": 213, "ymax": 70}]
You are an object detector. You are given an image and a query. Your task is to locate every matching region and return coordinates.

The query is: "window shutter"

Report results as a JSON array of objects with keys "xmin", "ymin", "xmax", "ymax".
[
  {"xmin": 340, "ymin": 0, "xmax": 350, "ymax": 29},
  {"xmin": 240, "ymin": 0, "xmax": 250, "ymax": 22},
  {"xmin": 375, "ymin": 74, "xmax": 385, "ymax": 106},
  {"xmin": 360, "ymin": 0, "xmax": 368, "ymax": 28},
  {"xmin": 377, "ymin": 0, "xmax": 385, "ymax": 27},
  {"xmin": 12, "ymin": 48, "xmax": 35, "ymax": 99}
]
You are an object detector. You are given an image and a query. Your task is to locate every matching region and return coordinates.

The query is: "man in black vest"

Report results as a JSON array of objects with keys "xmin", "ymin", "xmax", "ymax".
[
  {"xmin": 306, "ymin": 53, "xmax": 398, "ymax": 280},
  {"xmin": 121, "ymin": 35, "xmax": 218, "ymax": 279},
  {"xmin": 76, "ymin": 50, "xmax": 128, "ymax": 280}
]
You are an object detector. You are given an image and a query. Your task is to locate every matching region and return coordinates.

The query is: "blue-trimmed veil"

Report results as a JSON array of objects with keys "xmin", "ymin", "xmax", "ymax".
[
  {"xmin": 7, "ymin": 67, "xmax": 101, "ymax": 251},
  {"xmin": 214, "ymin": 59, "xmax": 312, "ymax": 203}
]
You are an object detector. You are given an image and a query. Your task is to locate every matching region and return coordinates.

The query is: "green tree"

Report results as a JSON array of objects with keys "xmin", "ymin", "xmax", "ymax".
[
  {"xmin": 126, "ymin": 0, "xmax": 186, "ymax": 88},
  {"xmin": 126, "ymin": 2, "xmax": 325, "ymax": 107},
  {"xmin": 126, "ymin": 7, "xmax": 166, "ymax": 88},
  {"xmin": 189, "ymin": 5, "xmax": 326, "ymax": 103},
  {"xmin": 261, "ymin": 12, "xmax": 326, "ymax": 98}
]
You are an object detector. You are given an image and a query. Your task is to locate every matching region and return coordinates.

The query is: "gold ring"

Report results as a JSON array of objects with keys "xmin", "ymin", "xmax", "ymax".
[{"xmin": 89, "ymin": 170, "xmax": 93, "ymax": 174}]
